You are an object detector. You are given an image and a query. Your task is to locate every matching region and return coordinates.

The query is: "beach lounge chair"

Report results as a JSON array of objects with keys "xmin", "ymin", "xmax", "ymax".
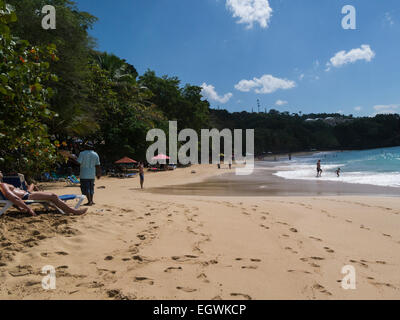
[
  {"xmin": 67, "ymin": 175, "xmax": 80, "ymax": 185},
  {"xmin": 0, "ymin": 193, "xmax": 86, "ymax": 216},
  {"xmin": 0, "ymin": 175, "xmax": 85, "ymax": 216}
]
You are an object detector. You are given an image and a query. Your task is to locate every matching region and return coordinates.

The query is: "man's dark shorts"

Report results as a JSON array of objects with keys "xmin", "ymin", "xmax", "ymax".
[
  {"xmin": 140, "ymin": 173, "xmax": 144, "ymax": 181},
  {"xmin": 80, "ymin": 179, "xmax": 95, "ymax": 195}
]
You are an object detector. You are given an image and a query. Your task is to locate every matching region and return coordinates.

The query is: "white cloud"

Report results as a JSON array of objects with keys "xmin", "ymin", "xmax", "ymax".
[
  {"xmin": 326, "ymin": 45, "xmax": 375, "ymax": 71},
  {"xmin": 275, "ymin": 100, "xmax": 288, "ymax": 106},
  {"xmin": 201, "ymin": 83, "xmax": 232, "ymax": 104},
  {"xmin": 354, "ymin": 106, "xmax": 362, "ymax": 112},
  {"xmin": 226, "ymin": 0, "xmax": 273, "ymax": 29},
  {"xmin": 234, "ymin": 74, "xmax": 296, "ymax": 94},
  {"xmin": 373, "ymin": 104, "xmax": 400, "ymax": 115}
]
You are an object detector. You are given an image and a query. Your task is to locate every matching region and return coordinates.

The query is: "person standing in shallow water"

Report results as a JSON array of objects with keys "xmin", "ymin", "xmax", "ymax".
[
  {"xmin": 139, "ymin": 162, "xmax": 145, "ymax": 189},
  {"xmin": 317, "ymin": 160, "xmax": 323, "ymax": 177}
]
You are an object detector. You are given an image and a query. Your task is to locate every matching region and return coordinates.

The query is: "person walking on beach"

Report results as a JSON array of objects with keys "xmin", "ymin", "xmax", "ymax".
[
  {"xmin": 139, "ymin": 162, "xmax": 145, "ymax": 189},
  {"xmin": 76, "ymin": 142, "xmax": 101, "ymax": 206},
  {"xmin": 336, "ymin": 168, "xmax": 341, "ymax": 177},
  {"xmin": 317, "ymin": 160, "xmax": 323, "ymax": 177}
]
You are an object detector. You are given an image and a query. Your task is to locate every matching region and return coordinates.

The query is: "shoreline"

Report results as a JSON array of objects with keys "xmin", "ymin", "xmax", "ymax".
[{"xmin": 147, "ymin": 163, "xmax": 400, "ymax": 198}]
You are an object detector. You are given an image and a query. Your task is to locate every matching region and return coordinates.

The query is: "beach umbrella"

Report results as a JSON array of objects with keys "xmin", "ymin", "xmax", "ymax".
[
  {"xmin": 115, "ymin": 157, "xmax": 138, "ymax": 164},
  {"xmin": 152, "ymin": 154, "xmax": 170, "ymax": 161}
]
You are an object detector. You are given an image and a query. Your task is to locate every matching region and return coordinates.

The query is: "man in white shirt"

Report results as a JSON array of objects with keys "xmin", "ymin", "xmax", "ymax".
[{"xmin": 77, "ymin": 142, "xmax": 101, "ymax": 206}]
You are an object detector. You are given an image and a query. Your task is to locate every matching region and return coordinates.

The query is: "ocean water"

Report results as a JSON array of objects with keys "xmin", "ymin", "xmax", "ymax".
[{"xmin": 273, "ymin": 146, "xmax": 400, "ymax": 188}]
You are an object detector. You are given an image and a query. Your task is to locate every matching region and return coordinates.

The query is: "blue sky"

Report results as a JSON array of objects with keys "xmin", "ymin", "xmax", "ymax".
[{"xmin": 75, "ymin": 0, "xmax": 399, "ymax": 116}]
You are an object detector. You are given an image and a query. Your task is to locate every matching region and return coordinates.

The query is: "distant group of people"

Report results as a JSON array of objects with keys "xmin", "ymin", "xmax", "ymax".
[{"xmin": 316, "ymin": 160, "xmax": 341, "ymax": 178}]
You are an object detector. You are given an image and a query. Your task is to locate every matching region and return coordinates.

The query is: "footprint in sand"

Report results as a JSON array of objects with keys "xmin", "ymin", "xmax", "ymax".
[
  {"xmin": 104, "ymin": 256, "xmax": 114, "ymax": 261},
  {"xmin": 285, "ymin": 247, "xmax": 298, "ymax": 254},
  {"xmin": 241, "ymin": 265, "xmax": 258, "ymax": 270},
  {"xmin": 134, "ymin": 276, "xmax": 154, "ymax": 285},
  {"xmin": 309, "ymin": 236, "xmax": 322, "ymax": 242},
  {"xmin": 172, "ymin": 255, "xmax": 198, "ymax": 262},
  {"xmin": 55, "ymin": 251, "xmax": 69, "ymax": 256},
  {"xmin": 290, "ymin": 228, "xmax": 298, "ymax": 233},
  {"xmin": 310, "ymin": 256, "xmax": 325, "ymax": 261},
  {"xmin": 164, "ymin": 267, "xmax": 183, "ymax": 273},
  {"xmin": 9, "ymin": 265, "xmax": 32, "ymax": 277},
  {"xmin": 350, "ymin": 259, "xmax": 368, "ymax": 268},
  {"xmin": 177, "ymin": 286, "xmax": 197, "ymax": 293},
  {"xmin": 371, "ymin": 282, "xmax": 396, "ymax": 289},
  {"xmin": 230, "ymin": 293, "xmax": 252, "ymax": 300},
  {"xmin": 382, "ymin": 234, "xmax": 392, "ymax": 238},
  {"xmin": 288, "ymin": 270, "xmax": 311, "ymax": 274},
  {"xmin": 260, "ymin": 224, "xmax": 270, "ymax": 230},
  {"xmin": 132, "ymin": 255, "xmax": 146, "ymax": 262},
  {"xmin": 312, "ymin": 283, "xmax": 332, "ymax": 296},
  {"xmin": 309, "ymin": 263, "xmax": 320, "ymax": 268},
  {"xmin": 197, "ymin": 273, "xmax": 210, "ymax": 283},
  {"xmin": 324, "ymin": 247, "xmax": 335, "ymax": 253}
]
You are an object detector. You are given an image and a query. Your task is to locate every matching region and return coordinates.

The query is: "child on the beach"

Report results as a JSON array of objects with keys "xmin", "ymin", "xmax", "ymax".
[{"xmin": 336, "ymin": 168, "xmax": 341, "ymax": 177}]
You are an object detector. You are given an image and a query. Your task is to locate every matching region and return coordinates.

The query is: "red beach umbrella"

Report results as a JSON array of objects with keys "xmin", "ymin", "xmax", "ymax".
[{"xmin": 115, "ymin": 157, "xmax": 138, "ymax": 164}]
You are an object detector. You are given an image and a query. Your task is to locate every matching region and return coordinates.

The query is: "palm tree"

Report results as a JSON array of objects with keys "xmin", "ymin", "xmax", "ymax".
[{"xmin": 93, "ymin": 51, "xmax": 138, "ymax": 84}]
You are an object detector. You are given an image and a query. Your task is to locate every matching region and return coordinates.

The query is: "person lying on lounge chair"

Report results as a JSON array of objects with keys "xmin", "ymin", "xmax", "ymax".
[{"xmin": 0, "ymin": 171, "xmax": 88, "ymax": 217}]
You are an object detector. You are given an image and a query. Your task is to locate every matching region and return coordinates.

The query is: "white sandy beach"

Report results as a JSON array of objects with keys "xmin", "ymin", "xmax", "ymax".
[{"xmin": 1, "ymin": 164, "xmax": 400, "ymax": 300}]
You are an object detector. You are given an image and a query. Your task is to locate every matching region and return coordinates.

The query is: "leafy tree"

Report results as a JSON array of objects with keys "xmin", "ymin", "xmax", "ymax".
[
  {"xmin": 0, "ymin": 0, "xmax": 59, "ymax": 176},
  {"xmin": 7, "ymin": 0, "xmax": 98, "ymax": 138},
  {"xmin": 87, "ymin": 56, "xmax": 167, "ymax": 163},
  {"xmin": 139, "ymin": 70, "xmax": 210, "ymax": 132}
]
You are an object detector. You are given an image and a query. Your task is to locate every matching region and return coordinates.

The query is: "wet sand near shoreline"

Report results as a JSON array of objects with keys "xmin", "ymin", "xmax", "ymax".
[{"xmin": 147, "ymin": 166, "xmax": 400, "ymax": 197}]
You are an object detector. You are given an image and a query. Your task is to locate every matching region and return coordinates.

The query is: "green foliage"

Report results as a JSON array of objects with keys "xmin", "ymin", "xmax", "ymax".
[
  {"xmin": 87, "ymin": 54, "xmax": 167, "ymax": 163},
  {"xmin": 139, "ymin": 70, "xmax": 210, "ymax": 132},
  {"xmin": 211, "ymin": 109, "xmax": 400, "ymax": 155},
  {"xmin": 0, "ymin": 0, "xmax": 58, "ymax": 175},
  {"xmin": 7, "ymin": 0, "xmax": 98, "ymax": 138}
]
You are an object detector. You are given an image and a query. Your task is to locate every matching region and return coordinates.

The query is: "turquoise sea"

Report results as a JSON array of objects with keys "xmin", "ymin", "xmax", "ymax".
[{"xmin": 274, "ymin": 146, "xmax": 400, "ymax": 188}]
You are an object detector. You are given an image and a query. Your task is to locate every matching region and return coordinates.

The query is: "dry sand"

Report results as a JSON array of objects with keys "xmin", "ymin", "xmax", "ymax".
[{"xmin": 1, "ymin": 164, "xmax": 400, "ymax": 300}]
